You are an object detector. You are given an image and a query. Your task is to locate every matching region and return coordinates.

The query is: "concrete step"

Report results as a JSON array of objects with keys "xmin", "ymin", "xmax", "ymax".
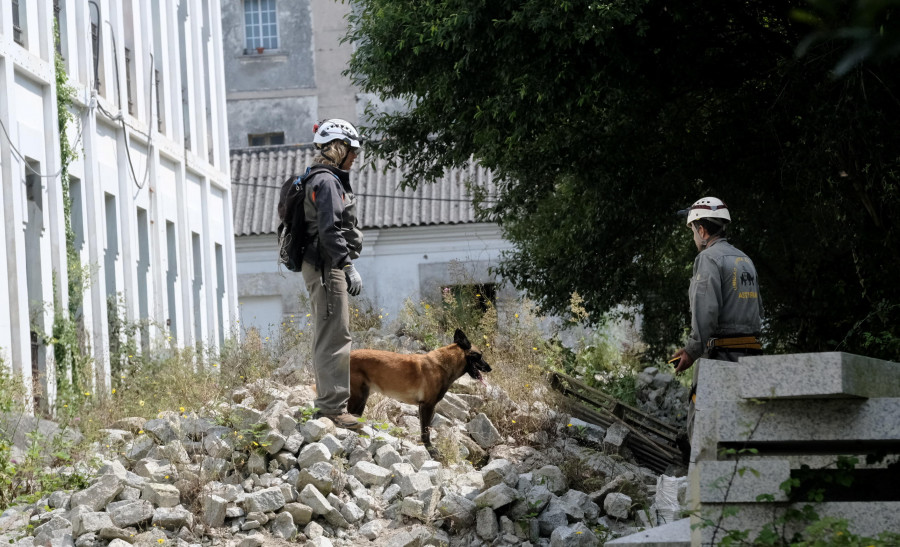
[
  {"xmin": 737, "ymin": 352, "xmax": 900, "ymax": 399},
  {"xmin": 604, "ymin": 517, "xmax": 690, "ymax": 547}
]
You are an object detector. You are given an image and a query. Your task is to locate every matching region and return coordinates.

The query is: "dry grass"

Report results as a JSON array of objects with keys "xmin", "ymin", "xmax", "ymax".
[{"xmin": 71, "ymin": 328, "xmax": 285, "ymax": 448}]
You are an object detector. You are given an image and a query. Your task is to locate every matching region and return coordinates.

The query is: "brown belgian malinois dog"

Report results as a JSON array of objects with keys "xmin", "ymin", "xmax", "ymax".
[{"xmin": 348, "ymin": 329, "xmax": 491, "ymax": 446}]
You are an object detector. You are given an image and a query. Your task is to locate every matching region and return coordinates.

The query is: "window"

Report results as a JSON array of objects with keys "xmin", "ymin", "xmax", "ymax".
[
  {"xmin": 53, "ymin": 0, "xmax": 62, "ymax": 54},
  {"xmin": 12, "ymin": 0, "xmax": 23, "ymax": 45},
  {"xmin": 244, "ymin": 0, "xmax": 278, "ymax": 51},
  {"xmin": 154, "ymin": 69, "xmax": 165, "ymax": 133},
  {"xmin": 248, "ymin": 132, "xmax": 285, "ymax": 146},
  {"xmin": 90, "ymin": 3, "xmax": 102, "ymax": 92},
  {"xmin": 125, "ymin": 48, "xmax": 134, "ymax": 114}
]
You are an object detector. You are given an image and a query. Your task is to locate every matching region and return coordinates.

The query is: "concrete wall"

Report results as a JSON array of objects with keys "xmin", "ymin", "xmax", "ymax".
[
  {"xmin": 235, "ymin": 223, "xmax": 515, "ymax": 342},
  {"xmin": 222, "ymin": 0, "xmax": 357, "ymax": 148},
  {"xmin": 0, "ymin": 0, "xmax": 238, "ymax": 412}
]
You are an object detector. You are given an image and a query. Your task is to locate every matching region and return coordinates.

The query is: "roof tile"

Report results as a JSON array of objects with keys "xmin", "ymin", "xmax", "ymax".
[{"xmin": 230, "ymin": 144, "xmax": 497, "ymax": 236}]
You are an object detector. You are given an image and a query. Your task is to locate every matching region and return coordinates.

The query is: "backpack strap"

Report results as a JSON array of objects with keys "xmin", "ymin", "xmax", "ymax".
[{"xmin": 301, "ymin": 166, "xmax": 341, "ymax": 203}]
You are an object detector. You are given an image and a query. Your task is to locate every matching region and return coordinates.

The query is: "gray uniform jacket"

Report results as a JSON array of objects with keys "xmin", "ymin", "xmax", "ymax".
[
  {"xmin": 685, "ymin": 238, "xmax": 763, "ymax": 359},
  {"xmin": 302, "ymin": 166, "xmax": 363, "ymax": 270}
]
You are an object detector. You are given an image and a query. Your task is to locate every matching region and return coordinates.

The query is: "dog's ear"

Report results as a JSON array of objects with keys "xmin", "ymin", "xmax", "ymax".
[{"xmin": 454, "ymin": 329, "xmax": 471, "ymax": 350}]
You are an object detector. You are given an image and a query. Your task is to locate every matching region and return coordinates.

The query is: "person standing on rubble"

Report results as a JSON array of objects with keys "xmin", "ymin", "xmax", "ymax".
[
  {"xmin": 302, "ymin": 118, "xmax": 365, "ymax": 431},
  {"xmin": 670, "ymin": 197, "xmax": 764, "ymax": 450}
]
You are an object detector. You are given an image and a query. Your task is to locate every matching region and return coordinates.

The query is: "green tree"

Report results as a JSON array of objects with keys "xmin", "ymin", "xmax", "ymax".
[{"xmin": 346, "ymin": 0, "xmax": 900, "ymax": 360}]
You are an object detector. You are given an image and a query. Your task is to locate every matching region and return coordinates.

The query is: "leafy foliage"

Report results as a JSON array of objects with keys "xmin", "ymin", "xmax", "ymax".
[
  {"xmin": 346, "ymin": 0, "xmax": 900, "ymax": 361},
  {"xmin": 794, "ymin": 0, "xmax": 900, "ymax": 76}
]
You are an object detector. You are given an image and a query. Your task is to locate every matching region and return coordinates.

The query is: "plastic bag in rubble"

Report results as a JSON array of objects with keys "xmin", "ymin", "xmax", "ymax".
[{"xmin": 654, "ymin": 474, "xmax": 687, "ymax": 525}]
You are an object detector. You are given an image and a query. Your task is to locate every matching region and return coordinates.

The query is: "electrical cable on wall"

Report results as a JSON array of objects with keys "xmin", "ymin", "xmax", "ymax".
[
  {"xmin": 0, "ymin": 103, "xmax": 88, "ymax": 180},
  {"xmin": 87, "ymin": 0, "xmax": 154, "ymax": 193},
  {"xmin": 98, "ymin": 18, "xmax": 153, "ymax": 192}
]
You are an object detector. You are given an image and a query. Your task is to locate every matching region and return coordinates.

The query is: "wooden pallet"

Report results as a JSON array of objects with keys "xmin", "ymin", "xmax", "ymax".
[{"xmin": 550, "ymin": 371, "xmax": 684, "ymax": 473}]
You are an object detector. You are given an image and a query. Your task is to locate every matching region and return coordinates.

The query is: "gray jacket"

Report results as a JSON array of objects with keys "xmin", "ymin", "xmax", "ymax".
[
  {"xmin": 685, "ymin": 238, "xmax": 763, "ymax": 359},
  {"xmin": 302, "ymin": 166, "xmax": 363, "ymax": 269}
]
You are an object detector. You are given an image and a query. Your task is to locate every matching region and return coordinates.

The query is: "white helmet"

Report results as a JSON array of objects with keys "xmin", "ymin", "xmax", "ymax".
[
  {"xmin": 313, "ymin": 119, "xmax": 362, "ymax": 149},
  {"xmin": 684, "ymin": 196, "xmax": 731, "ymax": 227}
]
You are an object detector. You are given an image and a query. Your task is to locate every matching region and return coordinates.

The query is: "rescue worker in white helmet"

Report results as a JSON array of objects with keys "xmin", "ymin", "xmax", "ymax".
[
  {"xmin": 670, "ymin": 197, "xmax": 764, "ymax": 459},
  {"xmin": 301, "ymin": 118, "xmax": 364, "ymax": 430},
  {"xmin": 671, "ymin": 196, "xmax": 764, "ymax": 372}
]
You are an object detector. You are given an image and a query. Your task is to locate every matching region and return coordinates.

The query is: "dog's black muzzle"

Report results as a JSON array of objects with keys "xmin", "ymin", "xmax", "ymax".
[{"xmin": 465, "ymin": 356, "xmax": 492, "ymax": 380}]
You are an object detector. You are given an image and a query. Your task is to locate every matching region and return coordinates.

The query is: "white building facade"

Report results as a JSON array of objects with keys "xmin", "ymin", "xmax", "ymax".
[{"xmin": 0, "ymin": 0, "xmax": 237, "ymax": 411}]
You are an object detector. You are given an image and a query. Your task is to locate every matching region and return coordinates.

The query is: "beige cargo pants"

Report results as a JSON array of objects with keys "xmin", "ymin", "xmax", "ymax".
[{"xmin": 301, "ymin": 261, "xmax": 352, "ymax": 415}]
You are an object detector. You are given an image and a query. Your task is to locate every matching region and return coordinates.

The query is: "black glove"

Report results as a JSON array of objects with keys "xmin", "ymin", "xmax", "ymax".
[{"xmin": 344, "ymin": 264, "xmax": 362, "ymax": 296}]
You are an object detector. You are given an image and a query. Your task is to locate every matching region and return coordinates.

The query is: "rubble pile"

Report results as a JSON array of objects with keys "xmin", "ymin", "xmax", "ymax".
[
  {"xmin": 0, "ymin": 362, "xmax": 688, "ymax": 547},
  {"xmin": 633, "ymin": 366, "xmax": 690, "ymax": 429}
]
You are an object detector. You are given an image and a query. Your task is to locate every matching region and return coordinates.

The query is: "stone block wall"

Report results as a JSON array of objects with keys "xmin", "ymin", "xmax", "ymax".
[{"xmin": 687, "ymin": 352, "xmax": 900, "ymax": 546}]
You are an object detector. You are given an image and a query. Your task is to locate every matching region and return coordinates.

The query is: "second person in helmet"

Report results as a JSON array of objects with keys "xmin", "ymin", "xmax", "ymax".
[
  {"xmin": 302, "ymin": 118, "xmax": 365, "ymax": 430},
  {"xmin": 671, "ymin": 196, "xmax": 763, "ymax": 373},
  {"xmin": 670, "ymin": 196, "xmax": 764, "ymax": 461}
]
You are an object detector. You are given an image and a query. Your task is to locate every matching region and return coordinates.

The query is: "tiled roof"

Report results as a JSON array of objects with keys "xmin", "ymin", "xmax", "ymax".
[{"xmin": 230, "ymin": 144, "xmax": 498, "ymax": 236}]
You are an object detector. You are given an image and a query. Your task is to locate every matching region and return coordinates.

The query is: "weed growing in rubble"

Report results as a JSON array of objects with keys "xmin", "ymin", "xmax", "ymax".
[{"xmin": 0, "ymin": 367, "xmax": 90, "ymax": 510}]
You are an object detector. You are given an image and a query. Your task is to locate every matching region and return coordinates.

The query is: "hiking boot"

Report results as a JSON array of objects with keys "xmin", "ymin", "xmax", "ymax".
[{"xmin": 314, "ymin": 411, "xmax": 362, "ymax": 431}]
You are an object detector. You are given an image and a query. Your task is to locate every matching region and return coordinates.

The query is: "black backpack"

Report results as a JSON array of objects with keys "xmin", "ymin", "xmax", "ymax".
[{"xmin": 276, "ymin": 166, "xmax": 335, "ymax": 272}]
